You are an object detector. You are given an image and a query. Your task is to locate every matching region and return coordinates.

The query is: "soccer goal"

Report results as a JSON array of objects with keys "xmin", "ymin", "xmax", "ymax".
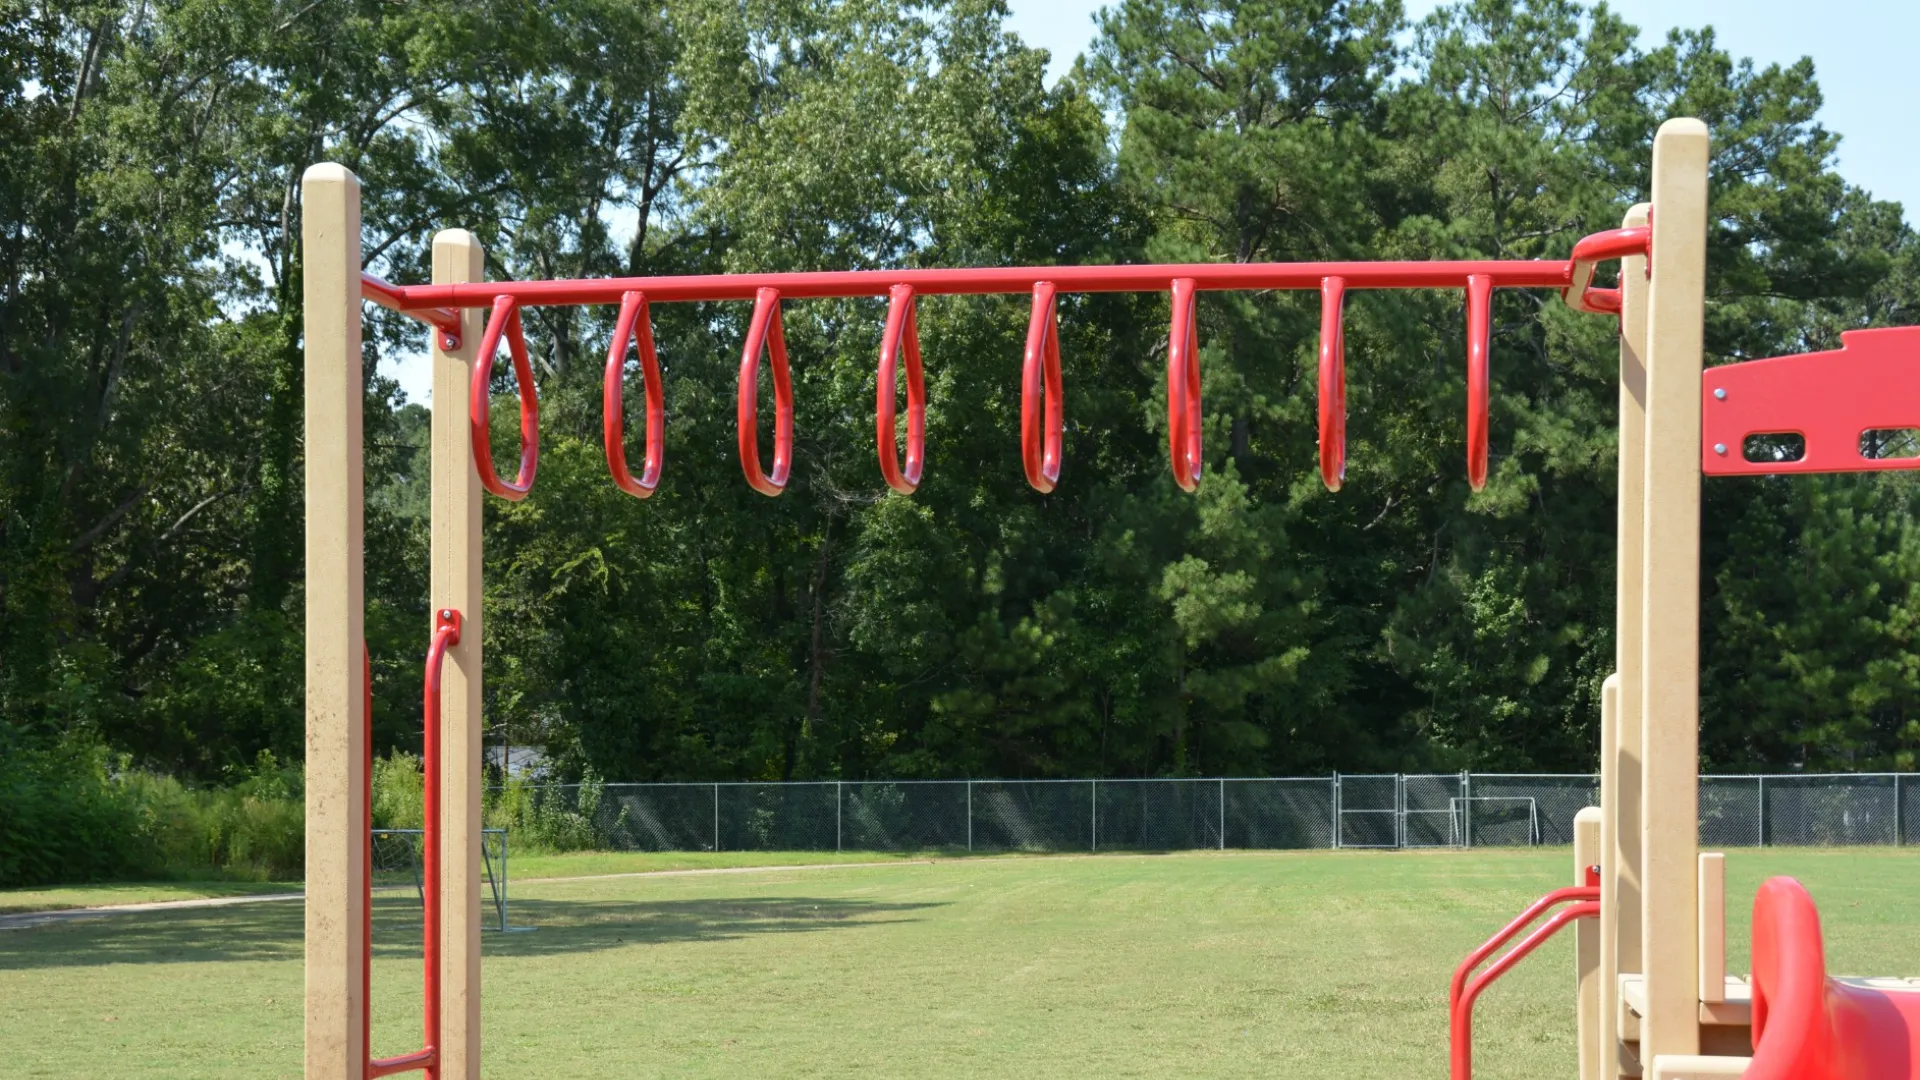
[
  {"xmin": 370, "ymin": 827, "xmax": 530, "ymax": 932},
  {"xmin": 1448, "ymin": 796, "xmax": 1541, "ymax": 848}
]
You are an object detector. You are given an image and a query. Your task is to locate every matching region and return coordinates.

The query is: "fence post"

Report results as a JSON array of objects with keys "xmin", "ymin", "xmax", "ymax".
[
  {"xmin": 966, "ymin": 780, "xmax": 973, "ymax": 852},
  {"xmin": 836, "ymin": 781, "xmax": 843, "ymax": 853},
  {"xmin": 712, "ymin": 783, "xmax": 720, "ymax": 852},
  {"xmin": 1898, "ymin": 773, "xmax": 1905, "ymax": 847},
  {"xmin": 1756, "ymin": 775, "xmax": 1765, "ymax": 847},
  {"xmin": 1090, "ymin": 779, "xmax": 1098, "ymax": 852},
  {"xmin": 1218, "ymin": 777, "xmax": 1226, "ymax": 850},
  {"xmin": 1331, "ymin": 772, "xmax": 1341, "ymax": 850},
  {"xmin": 1464, "ymin": 771, "xmax": 1474, "ymax": 848}
]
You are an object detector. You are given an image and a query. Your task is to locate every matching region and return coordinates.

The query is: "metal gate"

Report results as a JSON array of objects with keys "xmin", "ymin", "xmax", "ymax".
[
  {"xmin": 1334, "ymin": 773, "xmax": 1402, "ymax": 848},
  {"xmin": 1402, "ymin": 773, "xmax": 1467, "ymax": 847}
]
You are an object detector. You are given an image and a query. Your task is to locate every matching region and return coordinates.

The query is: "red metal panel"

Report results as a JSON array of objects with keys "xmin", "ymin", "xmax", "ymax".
[{"xmin": 1702, "ymin": 327, "xmax": 1920, "ymax": 476}]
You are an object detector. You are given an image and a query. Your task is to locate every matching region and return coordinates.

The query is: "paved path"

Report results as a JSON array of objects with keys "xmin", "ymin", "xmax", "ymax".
[
  {"xmin": 0, "ymin": 858, "xmax": 953, "ymax": 931},
  {"xmin": 0, "ymin": 891, "xmax": 305, "ymax": 931}
]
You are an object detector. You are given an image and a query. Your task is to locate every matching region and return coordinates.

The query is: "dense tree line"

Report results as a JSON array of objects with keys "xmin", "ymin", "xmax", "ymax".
[{"xmin": 4, "ymin": 0, "xmax": 1917, "ymax": 789}]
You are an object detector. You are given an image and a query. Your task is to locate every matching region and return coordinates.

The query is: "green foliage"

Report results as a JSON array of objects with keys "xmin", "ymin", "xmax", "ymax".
[
  {"xmin": 486, "ymin": 768, "xmax": 624, "ymax": 853},
  {"xmin": 3, "ymin": 0, "xmax": 1917, "ymax": 838}
]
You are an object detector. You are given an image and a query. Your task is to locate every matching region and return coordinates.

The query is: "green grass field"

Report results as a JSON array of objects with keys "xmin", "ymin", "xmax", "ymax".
[{"xmin": 1, "ymin": 848, "xmax": 1916, "ymax": 1078}]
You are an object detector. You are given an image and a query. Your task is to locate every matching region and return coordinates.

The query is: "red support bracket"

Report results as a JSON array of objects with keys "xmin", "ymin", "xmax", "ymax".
[
  {"xmin": 1448, "ymin": 871, "xmax": 1601, "ymax": 1080},
  {"xmin": 1703, "ymin": 328, "xmax": 1920, "ymax": 477}
]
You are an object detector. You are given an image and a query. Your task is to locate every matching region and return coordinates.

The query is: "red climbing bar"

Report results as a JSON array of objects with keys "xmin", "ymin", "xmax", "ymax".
[
  {"xmin": 379, "ymin": 230, "xmax": 1650, "ymax": 500},
  {"xmin": 362, "ymin": 610, "xmax": 461, "ymax": 1080},
  {"xmin": 361, "ymin": 272, "xmax": 463, "ymax": 346},
  {"xmin": 377, "ymin": 260, "xmax": 1585, "ymax": 311},
  {"xmin": 877, "ymin": 283, "xmax": 926, "ymax": 494},
  {"xmin": 738, "ymin": 288, "xmax": 795, "ymax": 496},
  {"xmin": 1564, "ymin": 226, "xmax": 1650, "ymax": 315},
  {"xmin": 1021, "ymin": 282, "xmax": 1065, "ymax": 493},
  {"xmin": 604, "ymin": 291, "xmax": 665, "ymax": 498},
  {"xmin": 469, "ymin": 297, "xmax": 540, "ymax": 500},
  {"xmin": 1465, "ymin": 274, "xmax": 1494, "ymax": 490},
  {"xmin": 1167, "ymin": 278, "xmax": 1202, "ymax": 491},
  {"xmin": 1447, "ymin": 870, "xmax": 1600, "ymax": 1080},
  {"xmin": 1450, "ymin": 900, "xmax": 1600, "ymax": 1080},
  {"xmin": 1318, "ymin": 277, "xmax": 1348, "ymax": 491}
]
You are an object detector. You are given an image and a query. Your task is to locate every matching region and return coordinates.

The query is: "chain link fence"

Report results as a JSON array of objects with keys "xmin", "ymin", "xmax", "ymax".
[{"xmin": 504, "ymin": 773, "xmax": 1916, "ymax": 853}]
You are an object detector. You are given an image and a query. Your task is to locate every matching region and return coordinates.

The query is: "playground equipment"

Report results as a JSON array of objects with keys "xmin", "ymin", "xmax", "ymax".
[{"xmin": 300, "ymin": 118, "xmax": 1918, "ymax": 1078}]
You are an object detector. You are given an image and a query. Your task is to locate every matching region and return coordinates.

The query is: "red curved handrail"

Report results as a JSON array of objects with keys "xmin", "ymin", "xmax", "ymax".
[
  {"xmin": 1167, "ymin": 278, "xmax": 1202, "ymax": 491},
  {"xmin": 603, "ymin": 291, "xmax": 665, "ymax": 498},
  {"xmin": 738, "ymin": 287, "xmax": 795, "ymax": 497},
  {"xmin": 1465, "ymin": 274, "xmax": 1493, "ymax": 491},
  {"xmin": 877, "ymin": 283, "xmax": 926, "ymax": 494},
  {"xmin": 1021, "ymin": 282, "xmax": 1065, "ymax": 493},
  {"xmin": 1565, "ymin": 225, "xmax": 1650, "ymax": 315},
  {"xmin": 468, "ymin": 296, "xmax": 540, "ymax": 501},
  {"xmin": 1449, "ymin": 900, "xmax": 1600, "ymax": 1080},
  {"xmin": 1318, "ymin": 277, "xmax": 1348, "ymax": 491}
]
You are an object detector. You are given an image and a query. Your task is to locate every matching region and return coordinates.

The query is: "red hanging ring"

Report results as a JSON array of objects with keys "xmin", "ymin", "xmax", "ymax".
[
  {"xmin": 468, "ymin": 295, "xmax": 540, "ymax": 501},
  {"xmin": 603, "ymin": 291, "xmax": 665, "ymax": 498},
  {"xmin": 1021, "ymin": 281, "xmax": 1065, "ymax": 493},
  {"xmin": 1318, "ymin": 277, "xmax": 1348, "ymax": 492},
  {"xmin": 1466, "ymin": 274, "xmax": 1493, "ymax": 491},
  {"xmin": 876, "ymin": 284, "xmax": 926, "ymax": 494},
  {"xmin": 1167, "ymin": 278, "xmax": 1202, "ymax": 492},
  {"xmin": 738, "ymin": 286, "xmax": 794, "ymax": 497}
]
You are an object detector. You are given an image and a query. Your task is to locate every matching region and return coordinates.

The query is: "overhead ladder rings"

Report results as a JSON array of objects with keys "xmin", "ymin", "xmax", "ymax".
[{"xmin": 362, "ymin": 231, "xmax": 1654, "ymax": 503}]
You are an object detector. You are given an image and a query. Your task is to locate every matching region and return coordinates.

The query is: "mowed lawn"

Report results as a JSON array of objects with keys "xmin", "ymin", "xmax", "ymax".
[{"xmin": 2, "ymin": 849, "xmax": 1917, "ymax": 1078}]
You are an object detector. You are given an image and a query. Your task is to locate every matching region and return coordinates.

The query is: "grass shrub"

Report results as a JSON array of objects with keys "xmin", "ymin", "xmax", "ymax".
[
  {"xmin": 124, "ymin": 753, "xmax": 306, "ymax": 880},
  {"xmin": 485, "ymin": 767, "xmax": 621, "ymax": 852},
  {"xmin": 0, "ymin": 742, "xmax": 152, "ymax": 887}
]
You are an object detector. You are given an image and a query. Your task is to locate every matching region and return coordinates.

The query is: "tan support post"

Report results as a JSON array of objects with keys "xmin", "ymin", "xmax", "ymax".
[
  {"xmin": 1639, "ymin": 117, "xmax": 1710, "ymax": 1062},
  {"xmin": 1697, "ymin": 853, "xmax": 1726, "ymax": 1003},
  {"xmin": 302, "ymin": 163, "xmax": 368, "ymax": 1078},
  {"xmin": 1605, "ymin": 200, "xmax": 1653, "ymax": 1079},
  {"xmin": 432, "ymin": 229, "xmax": 487, "ymax": 1080},
  {"xmin": 1576, "ymin": 806, "xmax": 1604, "ymax": 1080}
]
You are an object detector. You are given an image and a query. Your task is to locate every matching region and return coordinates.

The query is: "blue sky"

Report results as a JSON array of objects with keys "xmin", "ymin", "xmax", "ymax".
[{"xmin": 1008, "ymin": 0, "xmax": 1919, "ymax": 216}]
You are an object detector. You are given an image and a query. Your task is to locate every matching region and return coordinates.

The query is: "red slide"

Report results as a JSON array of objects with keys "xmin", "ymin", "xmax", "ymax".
[{"xmin": 1748, "ymin": 877, "xmax": 1920, "ymax": 1079}]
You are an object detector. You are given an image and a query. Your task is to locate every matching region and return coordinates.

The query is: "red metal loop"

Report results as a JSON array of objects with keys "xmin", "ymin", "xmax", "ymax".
[
  {"xmin": 1167, "ymin": 279, "xmax": 1202, "ymax": 491},
  {"xmin": 468, "ymin": 296, "xmax": 540, "ymax": 501},
  {"xmin": 738, "ymin": 287, "xmax": 794, "ymax": 497},
  {"xmin": 877, "ymin": 283, "xmax": 926, "ymax": 494},
  {"xmin": 1318, "ymin": 277, "xmax": 1348, "ymax": 492},
  {"xmin": 1465, "ymin": 274, "xmax": 1493, "ymax": 491},
  {"xmin": 603, "ymin": 291, "xmax": 665, "ymax": 498},
  {"xmin": 1021, "ymin": 282, "xmax": 1065, "ymax": 493},
  {"xmin": 1564, "ymin": 225, "xmax": 1650, "ymax": 314}
]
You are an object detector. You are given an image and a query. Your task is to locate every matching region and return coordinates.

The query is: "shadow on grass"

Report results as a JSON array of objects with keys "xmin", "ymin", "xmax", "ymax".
[{"xmin": 0, "ymin": 894, "xmax": 945, "ymax": 971}]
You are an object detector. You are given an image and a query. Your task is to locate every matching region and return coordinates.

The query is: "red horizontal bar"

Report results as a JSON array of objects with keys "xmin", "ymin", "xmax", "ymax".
[
  {"xmin": 362, "ymin": 272, "xmax": 464, "ymax": 343},
  {"xmin": 367, "ymin": 1047, "xmax": 435, "ymax": 1078},
  {"xmin": 378, "ymin": 260, "xmax": 1580, "ymax": 311}
]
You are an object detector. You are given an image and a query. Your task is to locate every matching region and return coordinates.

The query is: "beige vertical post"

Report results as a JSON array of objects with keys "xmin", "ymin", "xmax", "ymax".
[
  {"xmin": 303, "ymin": 163, "xmax": 368, "ymax": 1078},
  {"xmin": 1604, "ymin": 200, "xmax": 1653, "ymax": 1080},
  {"xmin": 1697, "ymin": 853, "xmax": 1726, "ymax": 1003},
  {"xmin": 432, "ymin": 230, "xmax": 486, "ymax": 1080},
  {"xmin": 1639, "ymin": 117, "xmax": 1711, "ymax": 1062},
  {"xmin": 1575, "ymin": 807, "xmax": 1604, "ymax": 1080}
]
